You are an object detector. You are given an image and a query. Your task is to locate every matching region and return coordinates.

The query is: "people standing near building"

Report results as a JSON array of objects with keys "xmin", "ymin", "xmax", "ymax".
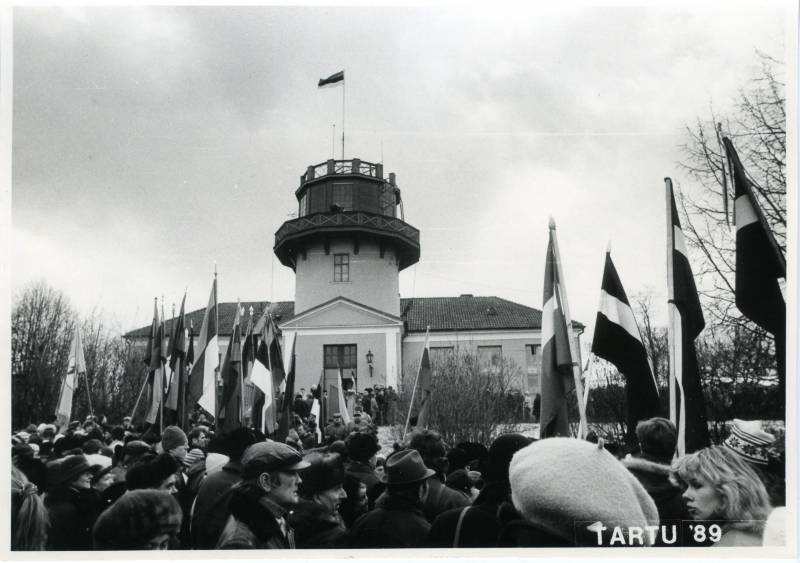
[
  {"xmin": 428, "ymin": 433, "xmax": 532, "ymax": 547},
  {"xmin": 408, "ymin": 429, "xmax": 471, "ymax": 522},
  {"xmin": 350, "ymin": 449, "xmax": 434, "ymax": 548},
  {"xmin": 216, "ymin": 441, "xmax": 310, "ymax": 549},
  {"xmin": 324, "ymin": 414, "xmax": 349, "ymax": 444},
  {"xmin": 288, "ymin": 453, "xmax": 349, "ymax": 548}
]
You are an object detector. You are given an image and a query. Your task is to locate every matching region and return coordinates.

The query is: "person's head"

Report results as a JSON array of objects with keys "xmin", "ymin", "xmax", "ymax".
[
  {"xmin": 484, "ymin": 433, "xmax": 534, "ymax": 483},
  {"xmin": 509, "ymin": 437, "xmax": 658, "ymax": 546},
  {"xmin": 408, "ymin": 429, "xmax": 448, "ymax": 476},
  {"xmin": 636, "ymin": 417, "xmax": 678, "ymax": 463},
  {"xmin": 122, "ymin": 416, "xmax": 133, "ymax": 428},
  {"xmin": 187, "ymin": 426, "xmax": 209, "ymax": 450},
  {"xmin": 381, "ymin": 449, "xmax": 435, "ymax": 505},
  {"xmin": 82, "ymin": 438, "xmax": 104, "ymax": 455},
  {"xmin": 673, "ymin": 445, "xmax": 771, "ymax": 525},
  {"xmin": 11, "ymin": 467, "xmax": 48, "ymax": 550},
  {"xmin": 240, "ymin": 441, "xmax": 311, "ymax": 508},
  {"xmin": 722, "ymin": 419, "xmax": 775, "ymax": 467},
  {"xmin": 125, "ymin": 454, "xmax": 180, "ymax": 493},
  {"xmin": 92, "ymin": 490, "xmax": 182, "ymax": 550},
  {"xmin": 345, "ymin": 432, "xmax": 380, "ymax": 465},
  {"xmin": 217, "ymin": 427, "xmax": 258, "ymax": 462},
  {"xmin": 299, "ymin": 453, "xmax": 347, "ymax": 515},
  {"xmin": 49, "ymin": 454, "xmax": 93, "ymax": 491},
  {"xmin": 333, "ymin": 413, "xmax": 343, "ymax": 425},
  {"xmin": 120, "ymin": 440, "xmax": 154, "ymax": 471},
  {"xmin": 161, "ymin": 426, "xmax": 188, "ymax": 461}
]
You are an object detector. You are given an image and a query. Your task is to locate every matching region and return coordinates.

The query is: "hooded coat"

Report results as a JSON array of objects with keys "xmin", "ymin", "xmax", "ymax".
[
  {"xmin": 216, "ymin": 486, "xmax": 293, "ymax": 549},
  {"xmin": 288, "ymin": 500, "xmax": 348, "ymax": 548}
]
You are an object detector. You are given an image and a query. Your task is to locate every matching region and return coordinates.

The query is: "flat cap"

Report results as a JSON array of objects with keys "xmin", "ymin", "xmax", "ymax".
[{"xmin": 241, "ymin": 441, "xmax": 310, "ymax": 478}]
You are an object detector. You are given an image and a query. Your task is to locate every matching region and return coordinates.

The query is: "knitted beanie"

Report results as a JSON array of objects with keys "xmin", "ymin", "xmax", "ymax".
[
  {"xmin": 161, "ymin": 426, "xmax": 187, "ymax": 453},
  {"xmin": 509, "ymin": 438, "xmax": 659, "ymax": 546},
  {"xmin": 92, "ymin": 489, "xmax": 182, "ymax": 549},
  {"xmin": 205, "ymin": 453, "xmax": 229, "ymax": 476}
]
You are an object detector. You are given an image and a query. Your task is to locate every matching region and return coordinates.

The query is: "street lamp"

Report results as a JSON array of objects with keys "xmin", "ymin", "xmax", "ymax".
[{"xmin": 366, "ymin": 349, "xmax": 374, "ymax": 378}]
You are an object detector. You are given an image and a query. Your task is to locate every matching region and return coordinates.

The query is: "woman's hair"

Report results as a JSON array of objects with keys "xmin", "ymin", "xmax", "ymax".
[
  {"xmin": 11, "ymin": 467, "xmax": 48, "ymax": 550},
  {"xmin": 673, "ymin": 445, "xmax": 771, "ymax": 530},
  {"xmin": 92, "ymin": 490, "xmax": 182, "ymax": 549}
]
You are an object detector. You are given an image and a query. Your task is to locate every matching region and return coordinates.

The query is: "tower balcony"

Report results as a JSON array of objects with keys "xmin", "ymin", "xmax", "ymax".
[{"xmin": 274, "ymin": 210, "xmax": 420, "ymax": 271}]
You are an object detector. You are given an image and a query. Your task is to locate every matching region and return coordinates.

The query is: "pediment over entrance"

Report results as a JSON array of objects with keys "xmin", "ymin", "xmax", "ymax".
[{"xmin": 281, "ymin": 296, "xmax": 402, "ymax": 329}]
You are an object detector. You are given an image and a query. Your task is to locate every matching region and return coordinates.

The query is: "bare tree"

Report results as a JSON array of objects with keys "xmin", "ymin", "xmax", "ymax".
[{"xmin": 11, "ymin": 282, "xmax": 76, "ymax": 428}]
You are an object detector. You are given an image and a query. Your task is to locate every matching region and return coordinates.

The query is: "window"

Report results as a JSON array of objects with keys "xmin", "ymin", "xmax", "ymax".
[
  {"xmin": 332, "ymin": 183, "xmax": 353, "ymax": 211},
  {"xmin": 477, "ymin": 346, "xmax": 502, "ymax": 369},
  {"xmin": 429, "ymin": 346, "xmax": 454, "ymax": 366},
  {"xmin": 334, "ymin": 254, "xmax": 349, "ymax": 282},
  {"xmin": 324, "ymin": 344, "xmax": 357, "ymax": 369},
  {"xmin": 299, "ymin": 193, "xmax": 308, "ymax": 217},
  {"xmin": 525, "ymin": 344, "xmax": 541, "ymax": 393}
]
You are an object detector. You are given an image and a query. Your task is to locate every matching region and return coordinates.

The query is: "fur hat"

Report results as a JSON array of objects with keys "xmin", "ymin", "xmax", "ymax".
[
  {"xmin": 92, "ymin": 489, "xmax": 182, "ymax": 549},
  {"xmin": 345, "ymin": 432, "xmax": 380, "ymax": 462},
  {"xmin": 125, "ymin": 454, "xmax": 179, "ymax": 490},
  {"xmin": 48, "ymin": 454, "xmax": 92, "ymax": 490},
  {"xmin": 299, "ymin": 453, "xmax": 345, "ymax": 496},
  {"xmin": 161, "ymin": 426, "xmax": 187, "ymax": 453},
  {"xmin": 484, "ymin": 433, "xmax": 534, "ymax": 483},
  {"xmin": 509, "ymin": 438, "xmax": 658, "ymax": 546}
]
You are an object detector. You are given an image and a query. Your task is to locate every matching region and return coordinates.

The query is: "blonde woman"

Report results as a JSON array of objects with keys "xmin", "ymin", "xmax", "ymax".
[
  {"xmin": 11, "ymin": 467, "xmax": 48, "ymax": 550},
  {"xmin": 673, "ymin": 445, "xmax": 772, "ymax": 546}
]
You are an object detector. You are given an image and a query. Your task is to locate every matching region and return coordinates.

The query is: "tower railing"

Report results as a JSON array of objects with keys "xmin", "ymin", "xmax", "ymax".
[
  {"xmin": 275, "ymin": 210, "xmax": 420, "ymax": 246},
  {"xmin": 302, "ymin": 159, "xmax": 387, "ymax": 184}
]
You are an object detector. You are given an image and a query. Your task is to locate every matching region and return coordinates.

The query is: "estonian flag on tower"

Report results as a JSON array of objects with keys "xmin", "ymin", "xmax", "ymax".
[
  {"xmin": 591, "ymin": 250, "xmax": 661, "ymax": 441},
  {"xmin": 318, "ymin": 70, "xmax": 344, "ymax": 87}
]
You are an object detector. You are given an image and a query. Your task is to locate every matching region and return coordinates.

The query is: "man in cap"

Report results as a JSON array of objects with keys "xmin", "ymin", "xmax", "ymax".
[
  {"xmin": 408, "ymin": 429, "xmax": 470, "ymax": 522},
  {"xmin": 216, "ymin": 441, "xmax": 310, "ymax": 549},
  {"xmin": 349, "ymin": 449, "xmax": 435, "ymax": 548},
  {"xmin": 324, "ymin": 413, "xmax": 348, "ymax": 443}
]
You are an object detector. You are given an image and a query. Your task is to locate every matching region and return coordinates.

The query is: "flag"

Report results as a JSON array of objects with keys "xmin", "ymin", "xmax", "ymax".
[
  {"xmin": 187, "ymin": 278, "xmax": 219, "ymax": 418},
  {"xmin": 723, "ymin": 137, "xmax": 786, "ymax": 333},
  {"xmin": 591, "ymin": 250, "xmax": 661, "ymax": 441},
  {"xmin": 186, "ymin": 320, "xmax": 195, "ymax": 366},
  {"xmin": 247, "ymin": 314, "xmax": 273, "ymax": 435},
  {"xmin": 55, "ymin": 326, "xmax": 86, "ymax": 428},
  {"xmin": 335, "ymin": 368, "xmax": 351, "ymax": 425},
  {"xmin": 145, "ymin": 300, "xmax": 164, "ymax": 424},
  {"xmin": 275, "ymin": 331, "xmax": 297, "ymax": 442},
  {"xmin": 220, "ymin": 304, "xmax": 243, "ymax": 433},
  {"xmin": 540, "ymin": 232, "xmax": 575, "ymax": 438},
  {"xmin": 415, "ymin": 347, "xmax": 433, "ymax": 428},
  {"xmin": 165, "ymin": 293, "xmax": 187, "ymax": 413},
  {"xmin": 311, "ymin": 399, "xmax": 322, "ymax": 444},
  {"xmin": 318, "ymin": 70, "xmax": 344, "ymax": 87},
  {"xmin": 667, "ymin": 179, "xmax": 710, "ymax": 454}
]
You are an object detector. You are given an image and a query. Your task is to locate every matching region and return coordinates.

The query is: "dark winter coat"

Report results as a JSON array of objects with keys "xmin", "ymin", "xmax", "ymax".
[
  {"xmin": 422, "ymin": 476, "xmax": 471, "ymax": 523},
  {"xmin": 428, "ymin": 481, "xmax": 510, "ymax": 547},
  {"xmin": 44, "ymin": 486, "xmax": 104, "ymax": 551},
  {"xmin": 216, "ymin": 487, "xmax": 293, "ymax": 549},
  {"xmin": 622, "ymin": 455, "xmax": 690, "ymax": 546},
  {"xmin": 288, "ymin": 500, "xmax": 348, "ymax": 548},
  {"xmin": 191, "ymin": 461, "xmax": 243, "ymax": 549},
  {"xmin": 349, "ymin": 493, "xmax": 431, "ymax": 548}
]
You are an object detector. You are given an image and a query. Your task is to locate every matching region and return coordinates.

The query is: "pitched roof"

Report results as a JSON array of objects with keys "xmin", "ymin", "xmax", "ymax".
[
  {"xmin": 125, "ymin": 295, "xmax": 582, "ymax": 338},
  {"xmin": 123, "ymin": 301, "xmax": 295, "ymax": 339}
]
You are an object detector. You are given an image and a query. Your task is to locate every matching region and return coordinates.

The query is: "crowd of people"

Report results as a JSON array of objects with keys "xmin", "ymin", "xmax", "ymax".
[{"xmin": 10, "ymin": 411, "xmax": 786, "ymax": 551}]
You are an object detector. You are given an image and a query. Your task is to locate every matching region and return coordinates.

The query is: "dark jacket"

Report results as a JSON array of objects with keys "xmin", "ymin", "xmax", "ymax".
[
  {"xmin": 191, "ymin": 461, "xmax": 243, "ymax": 549},
  {"xmin": 428, "ymin": 481, "xmax": 510, "ymax": 547},
  {"xmin": 216, "ymin": 486, "xmax": 293, "ymax": 549},
  {"xmin": 350, "ymin": 493, "xmax": 430, "ymax": 548},
  {"xmin": 44, "ymin": 486, "xmax": 103, "ymax": 551},
  {"xmin": 422, "ymin": 476, "xmax": 470, "ymax": 523},
  {"xmin": 288, "ymin": 500, "xmax": 348, "ymax": 548}
]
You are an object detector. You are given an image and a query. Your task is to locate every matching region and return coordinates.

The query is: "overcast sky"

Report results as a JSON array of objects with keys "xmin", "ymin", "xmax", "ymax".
[{"xmin": 10, "ymin": 2, "xmax": 791, "ymax": 351}]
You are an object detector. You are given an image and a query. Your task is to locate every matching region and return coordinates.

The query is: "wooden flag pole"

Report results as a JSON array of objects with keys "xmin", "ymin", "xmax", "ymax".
[
  {"xmin": 665, "ymin": 179, "xmax": 678, "ymax": 428},
  {"xmin": 402, "ymin": 326, "xmax": 430, "ymax": 442},
  {"xmin": 548, "ymin": 218, "xmax": 589, "ymax": 439},
  {"xmin": 129, "ymin": 368, "xmax": 149, "ymax": 422}
]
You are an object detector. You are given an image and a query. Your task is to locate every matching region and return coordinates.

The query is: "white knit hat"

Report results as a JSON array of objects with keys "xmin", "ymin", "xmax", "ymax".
[
  {"xmin": 509, "ymin": 437, "xmax": 659, "ymax": 546},
  {"xmin": 205, "ymin": 453, "xmax": 229, "ymax": 476},
  {"xmin": 723, "ymin": 419, "xmax": 775, "ymax": 466}
]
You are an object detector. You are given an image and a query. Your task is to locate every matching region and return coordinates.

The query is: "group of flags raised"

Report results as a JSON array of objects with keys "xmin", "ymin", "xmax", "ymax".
[{"xmin": 540, "ymin": 136, "xmax": 785, "ymax": 455}]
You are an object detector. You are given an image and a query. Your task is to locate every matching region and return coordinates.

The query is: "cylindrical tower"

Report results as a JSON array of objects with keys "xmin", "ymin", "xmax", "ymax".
[{"xmin": 274, "ymin": 158, "xmax": 420, "ymax": 316}]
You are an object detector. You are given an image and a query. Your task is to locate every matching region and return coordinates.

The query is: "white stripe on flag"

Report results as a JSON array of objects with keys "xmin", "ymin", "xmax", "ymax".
[
  {"xmin": 673, "ymin": 225, "xmax": 689, "ymax": 259},
  {"xmin": 541, "ymin": 295, "xmax": 555, "ymax": 341},
  {"xmin": 198, "ymin": 334, "xmax": 219, "ymax": 416},
  {"xmin": 734, "ymin": 195, "xmax": 758, "ymax": 230},
  {"xmin": 282, "ymin": 331, "xmax": 296, "ymax": 375},
  {"xmin": 598, "ymin": 290, "xmax": 643, "ymax": 343}
]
